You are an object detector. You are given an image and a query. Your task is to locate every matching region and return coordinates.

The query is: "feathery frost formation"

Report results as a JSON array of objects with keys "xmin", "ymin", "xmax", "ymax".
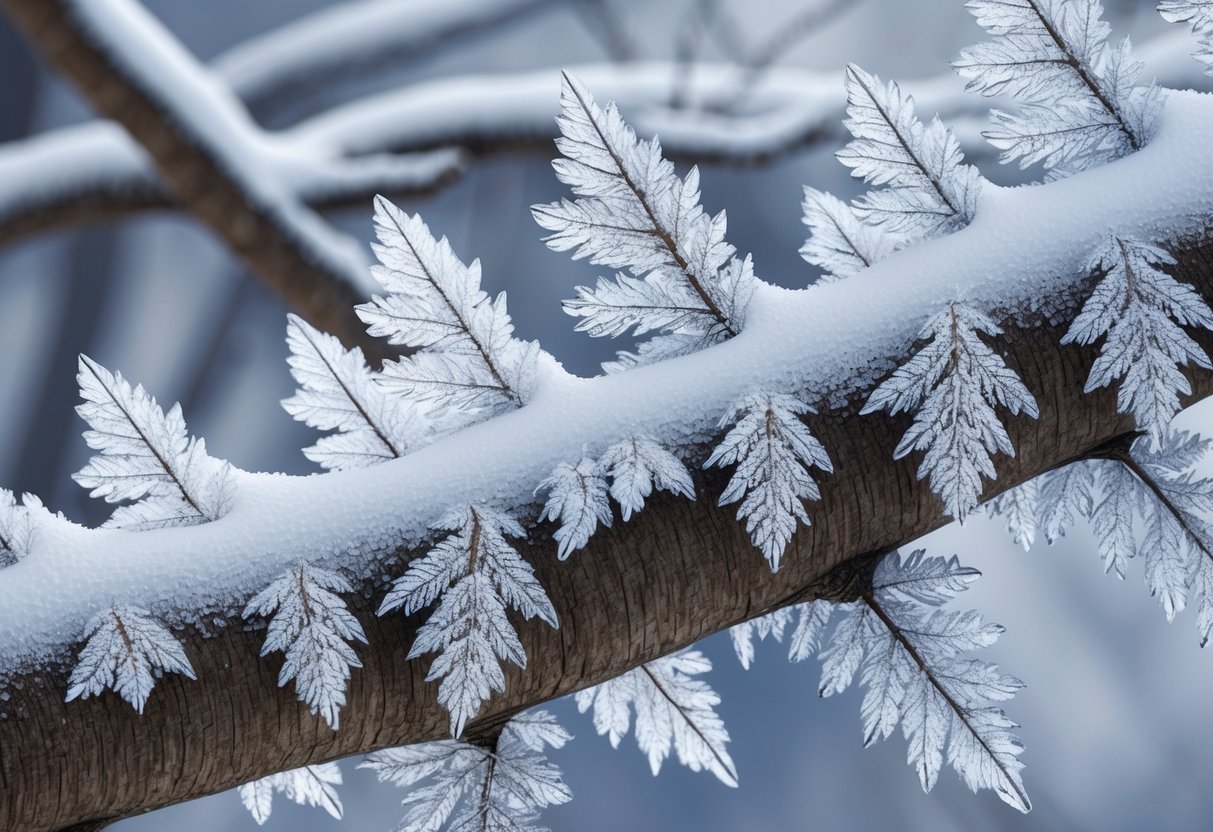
[
  {"xmin": 1036, "ymin": 461, "xmax": 1098, "ymax": 544},
  {"xmin": 956, "ymin": 0, "xmax": 1161, "ymax": 175},
  {"xmin": 534, "ymin": 73, "xmax": 756, "ymax": 372},
  {"xmin": 65, "ymin": 605, "xmax": 195, "ymax": 713},
  {"xmin": 362, "ymin": 710, "xmax": 572, "ymax": 832},
  {"xmin": 359, "ymin": 196, "xmax": 539, "ymax": 421},
  {"xmin": 1161, "ymin": 1, "xmax": 1213, "ymax": 72},
  {"xmin": 73, "ymin": 355, "xmax": 233, "ymax": 530},
  {"xmin": 730, "ymin": 600, "xmax": 833, "ymax": 669},
  {"xmin": 0, "ymin": 489, "xmax": 35, "ymax": 567},
  {"xmin": 379, "ymin": 506, "xmax": 557, "ymax": 736},
  {"xmin": 863, "ymin": 304, "xmax": 1039, "ymax": 522},
  {"xmin": 1061, "ymin": 237, "xmax": 1213, "ymax": 443},
  {"xmin": 838, "ymin": 64, "xmax": 980, "ymax": 241},
  {"xmin": 600, "ymin": 436, "xmax": 695, "ymax": 521},
  {"xmin": 282, "ymin": 314, "xmax": 420, "ymax": 470},
  {"xmin": 706, "ymin": 392, "xmax": 833, "ymax": 570},
  {"xmin": 576, "ymin": 649, "xmax": 737, "ymax": 786},
  {"xmin": 987, "ymin": 481, "xmax": 1039, "ymax": 551},
  {"xmin": 238, "ymin": 764, "xmax": 343, "ymax": 825},
  {"xmin": 799, "ymin": 187, "xmax": 900, "ymax": 282},
  {"xmin": 538, "ymin": 457, "xmax": 613, "ymax": 560},
  {"xmin": 243, "ymin": 564, "xmax": 367, "ymax": 730}
]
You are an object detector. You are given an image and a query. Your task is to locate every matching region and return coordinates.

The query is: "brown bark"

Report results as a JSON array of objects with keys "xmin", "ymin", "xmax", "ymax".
[
  {"xmin": 0, "ymin": 229, "xmax": 1209, "ymax": 829},
  {"xmin": 0, "ymin": 0, "xmax": 380, "ymax": 355}
]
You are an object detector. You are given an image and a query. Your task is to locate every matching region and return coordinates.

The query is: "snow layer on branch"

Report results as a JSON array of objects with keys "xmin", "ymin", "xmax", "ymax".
[
  {"xmin": 575, "ymin": 650, "xmax": 737, "ymax": 786},
  {"xmin": 5, "ymin": 91, "xmax": 1213, "ymax": 673},
  {"xmin": 862, "ymin": 305, "xmax": 1039, "ymax": 523},
  {"xmin": 362, "ymin": 710, "xmax": 571, "ymax": 832},
  {"xmin": 243, "ymin": 564, "xmax": 366, "ymax": 730},
  {"xmin": 238, "ymin": 763, "xmax": 343, "ymax": 825},
  {"xmin": 1062, "ymin": 236, "xmax": 1213, "ymax": 443}
]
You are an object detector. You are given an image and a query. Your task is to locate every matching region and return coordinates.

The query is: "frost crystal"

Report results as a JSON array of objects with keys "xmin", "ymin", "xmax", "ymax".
[
  {"xmin": 1062, "ymin": 237, "xmax": 1213, "ymax": 444},
  {"xmin": 1037, "ymin": 461, "xmax": 1098, "ymax": 544},
  {"xmin": 987, "ymin": 480, "xmax": 1039, "ymax": 551},
  {"xmin": 576, "ymin": 650, "xmax": 737, "ymax": 786},
  {"xmin": 537, "ymin": 456, "xmax": 612, "ymax": 560},
  {"xmin": 1160, "ymin": 1, "xmax": 1213, "ymax": 74},
  {"xmin": 705, "ymin": 392, "xmax": 833, "ymax": 571},
  {"xmin": 379, "ymin": 506, "xmax": 557, "ymax": 736},
  {"xmin": 358, "ymin": 196, "xmax": 538, "ymax": 422},
  {"xmin": 362, "ymin": 710, "xmax": 572, "ymax": 832},
  {"xmin": 282, "ymin": 313, "xmax": 421, "ymax": 470},
  {"xmin": 862, "ymin": 304, "xmax": 1039, "ymax": 522},
  {"xmin": 72, "ymin": 355, "xmax": 232, "ymax": 530},
  {"xmin": 600, "ymin": 436, "xmax": 695, "ymax": 521},
  {"xmin": 534, "ymin": 73, "xmax": 756, "ymax": 371},
  {"xmin": 66, "ymin": 605, "xmax": 195, "ymax": 713},
  {"xmin": 799, "ymin": 187, "xmax": 900, "ymax": 282},
  {"xmin": 956, "ymin": 0, "xmax": 1161, "ymax": 175},
  {"xmin": 837, "ymin": 64, "xmax": 980, "ymax": 241},
  {"xmin": 817, "ymin": 550, "xmax": 1030, "ymax": 812},
  {"xmin": 0, "ymin": 488, "xmax": 35, "ymax": 567},
  {"xmin": 238, "ymin": 763, "xmax": 343, "ymax": 825},
  {"xmin": 243, "ymin": 564, "xmax": 367, "ymax": 730},
  {"xmin": 730, "ymin": 601, "xmax": 834, "ymax": 668}
]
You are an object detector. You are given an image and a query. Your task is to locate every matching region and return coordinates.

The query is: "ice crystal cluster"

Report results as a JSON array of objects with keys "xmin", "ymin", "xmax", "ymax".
[{"xmin": 11, "ymin": 1, "xmax": 1213, "ymax": 829}]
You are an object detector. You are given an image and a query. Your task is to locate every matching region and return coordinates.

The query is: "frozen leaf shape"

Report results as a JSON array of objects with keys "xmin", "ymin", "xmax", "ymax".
[
  {"xmin": 1062, "ymin": 237, "xmax": 1213, "ymax": 444},
  {"xmin": 1038, "ymin": 461, "xmax": 1097, "ymax": 544},
  {"xmin": 361, "ymin": 710, "xmax": 571, "ymax": 832},
  {"xmin": 600, "ymin": 436, "xmax": 695, "ymax": 521},
  {"xmin": 576, "ymin": 650, "xmax": 737, "ymax": 786},
  {"xmin": 538, "ymin": 456, "xmax": 613, "ymax": 560},
  {"xmin": 379, "ymin": 506, "xmax": 557, "ymax": 736},
  {"xmin": 243, "ymin": 563, "xmax": 367, "ymax": 730},
  {"xmin": 731, "ymin": 600, "xmax": 834, "ymax": 668},
  {"xmin": 987, "ymin": 480, "xmax": 1039, "ymax": 551},
  {"xmin": 238, "ymin": 764, "xmax": 343, "ymax": 825},
  {"xmin": 1160, "ymin": 1, "xmax": 1213, "ymax": 74},
  {"xmin": 862, "ymin": 304, "xmax": 1039, "ymax": 522},
  {"xmin": 0, "ymin": 488, "xmax": 35, "ymax": 567},
  {"xmin": 706, "ymin": 392, "xmax": 833, "ymax": 571},
  {"xmin": 800, "ymin": 187, "xmax": 900, "ymax": 282},
  {"xmin": 66, "ymin": 605, "xmax": 195, "ymax": 713}
]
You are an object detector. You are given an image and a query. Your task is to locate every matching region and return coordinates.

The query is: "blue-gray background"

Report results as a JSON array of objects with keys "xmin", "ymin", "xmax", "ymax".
[{"xmin": 2, "ymin": 1, "xmax": 1212, "ymax": 830}]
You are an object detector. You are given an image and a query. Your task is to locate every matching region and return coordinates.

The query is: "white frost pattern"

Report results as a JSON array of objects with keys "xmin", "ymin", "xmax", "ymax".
[
  {"xmin": 534, "ymin": 72, "xmax": 756, "ymax": 371},
  {"xmin": 537, "ymin": 456, "xmax": 612, "ymax": 560},
  {"xmin": 1161, "ymin": 1, "xmax": 1213, "ymax": 74},
  {"xmin": 1037, "ymin": 461, "xmax": 1098, "ymax": 544},
  {"xmin": 956, "ymin": 0, "xmax": 1161, "ymax": 175},
  {"xmin": 242, "ymin": 563, "xmax": 367, "ymax": 730},
  {"xmin": 799, "ymin": 187, "xmax": 899, "ymax": 283},
  {"xmin": 378, "ymin": 506, "xmax": 557, "ymax": 736},
  {"xmin": 862, "ymin": 304, "xmax": 1039, "ymax": 523},
  {"xmin": 237, "ymin": 763, "xmax": 344, "ymax": 825},
  {"xmin": 730, "ymin": 600, "xmax": 833, "ymax": 668},
  {"xmin": 72, "ymin": 355, "xmax": 232, "ymax": 530},
  {"xmin": 0, "ymin": 489, "xmax": 35, "ymax": 567},
  {"xmin": 600, "ymin": 436, "xmax": 695, "ymax": 522},
  {"xmin": 1061, "ymin": 236, "xmax": 1213, "ymax": 444},
  {"xmin": 361, "ymin": 709, "xmax": 572, "ymax": 832},
  {"xmin": 65, "ymin": 605, "xmax": 195, "ymax": 713},
  {"xmin": 575, "ymin": 649, "xmax": 738, "ymax": 787},
  {"xmin": 987, "ymin": 480, "xmax": 1039, "ymax": 551},
  {"xmin": 705, "ymin": 392, "xmax": 833, "ymax": 571},
  {"xmin": 817, "ymin": 550, "xmax": 1030, "ymax": 812}
]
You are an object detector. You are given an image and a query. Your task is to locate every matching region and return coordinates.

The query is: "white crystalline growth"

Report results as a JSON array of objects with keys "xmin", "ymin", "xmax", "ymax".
[
  {"xmin": 0, "ymin": 489, "xmax": 35, "ymax": 567},
  {"xmin": 1161, "ymin": 1, "xmax": 1213, "ymax": 74},
  {"xmin": 575, "ymin": 649, "xmax": 738, "ymax": 787},
  {"xmin": 65, "ymin": 605, "xmax": 195, "ymax": 713},
  {"xmin": 599, "ymin": 435, "xmax": 695, "ymax": 521},
  {"xmin": 799, "ymin": 187, "xmax": 900, "ymax": 283},
  {"xmin": 238, "ymin": 763, "xmax": 343, "ymax": 825},
  {"xmin": 537, "ymin": 456, "xmax": 612, "ymax": 560},
  {"xmin": 243, "ymin": 563, "xmax": 367, "ymax": 730}
]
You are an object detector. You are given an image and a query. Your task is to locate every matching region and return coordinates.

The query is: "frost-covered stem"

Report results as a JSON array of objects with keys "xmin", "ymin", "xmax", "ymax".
[
  {"xmin": 1026, "ymin": 0, "xmax": 1141, "ymax": 150},
  {"xmin": 562, "ymin": 72, "xmax": 738, "ymax": 336},
  {"xmin": 860, "ymin": 591, "xmax": 1032, "ymax": 811},
  {"xmin": 1108, "ymin": 450, "xmax": 1213, "ymax": 566},
  {"xmin": 0, "ymin": 0, "xmax": 379, "ymax": 353},
  {"xmin": 638, "ymin": 663, "xmax": 734, "ymax": 776}
]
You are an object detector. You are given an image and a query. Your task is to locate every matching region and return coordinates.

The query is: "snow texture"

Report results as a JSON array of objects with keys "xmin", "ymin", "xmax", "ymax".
[
  {"xmin": 282, "ymin": 314, "xmax": 421, "ymax": 471},
  {"xmin": 575, "ymin": 649, "xmax": 738, "ymax": 787},
  {"xmin": 537, "ymin": 457, "xmax": 612, "ymax": 560},
  {"xmin": 1061, "ymin": 236, "xmax": 1213, "ymax": 444},
  {"xmin": 4, "ymin": 89, "xmax": 1213, "ymax": 678},
  {"xmin": 359, "ymin": 196, "xmax": 538, "ymax": 422},
  {"xmin": 862, "ymin": 304, "xmax": 1039, "ymax": 523},
  {"xmin": 599, "ymin": 436, "xmax": 695, "ymax": 522},
  {"xmin": 535, "ymin": 73, "xmax": 756, "ymax": 371},
  {"xmin": 243, "ymin": 564, "xmax": 367, "ymax": 730},
  {"xmin": 838, "ymin": 65, "xmax": 980, "ymax": 241},
  {"xmin": 361, "ymin": 709, "xmax": 571, "ymax": 832},
  {"xmin": 72, "ymin": 355, "xmax": 233, "ymax": 530},
  {"xmin": 65, "ymin": 605, "xmax": 195, "ymax": 713},
  {"xmin": 705, "ymin": 392, "xmax": 833, "ymax": 571},
  {"xmin": 817, "ymin": 550, "xmax": 1030, "ymax": 812},
  {"xmin": 956, "ymin": 0, "xmax": 1161, "ymax": 176},
  {"xmin": 238, "ymin": 763, "xmax": 343, "ymax": 825},
  {"xmin": 378, "ymin": 506, "xmax": 557, "ymax": 737},
  {"xmin": 799, "ymin": 187, "xmax": 900, "ymax": 283}
]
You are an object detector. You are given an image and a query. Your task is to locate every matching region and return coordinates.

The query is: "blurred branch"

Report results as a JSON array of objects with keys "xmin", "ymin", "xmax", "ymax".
[
  {"xmin": 567, "ymin": 0, "xmax": 639, "ymax": 62},
  {"xmin": 0, "ymin": 0, "xmax": 399, "ymax": 352},
  {"xmin": 670, "ymin": 0, "xmax": 722, "ymax": 109}
]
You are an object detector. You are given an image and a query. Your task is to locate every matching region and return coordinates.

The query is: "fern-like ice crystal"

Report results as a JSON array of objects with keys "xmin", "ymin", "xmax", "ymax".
[
  {"xmin": 538, "ymin": 456, "xmax": 613, "ymax": 560},
  {"xmin": 600, "ymin": 436, "xmax": 695, "ymax": 521},
  {"xmin": 1161, "ymin": 1, "xmax": 1213, "ymax": 74},
  {"xmin": 238, "ymin": 763, "xmax": 343, "ymax": 825},
  {"xmin": 800, "ymin": 187, "xmax": 900, "ymax": 282},
  {"xmin": 0, "ymin": 488, "xmax": 35, "ymax": 567}
]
